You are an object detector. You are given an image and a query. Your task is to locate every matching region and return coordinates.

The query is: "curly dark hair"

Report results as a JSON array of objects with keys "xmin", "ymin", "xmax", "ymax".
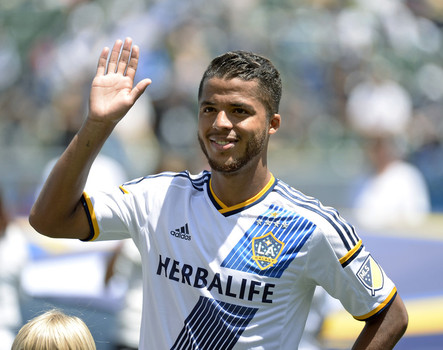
[{"xmin": 198, "ymin": 51, "xmax": 282, "ymax": 118}]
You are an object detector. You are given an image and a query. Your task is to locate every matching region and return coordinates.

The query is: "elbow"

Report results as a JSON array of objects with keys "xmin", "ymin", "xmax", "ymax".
[
  {"xmin": 29, "ymin": 207, "xmax": 51, "ymax": 237},
  {"xmin": 29, "ymin": 202, "xmax": 89, "ymax": 240},
  {"xmin": 389, "ymin": 294, "xmax": 409, "ymax": 340},
  {"xmin": 29, "ymin": 206, "xmax": 61, "ymax": 238},
  {"xmin": 398, "ymin": 302, "xmax": 409, "ymax": 336}
]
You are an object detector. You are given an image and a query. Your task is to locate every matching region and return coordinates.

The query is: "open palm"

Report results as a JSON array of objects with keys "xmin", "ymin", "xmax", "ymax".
[{"xmin": 89, "ymin": 38, "xmax": 151, "ymax": 124}]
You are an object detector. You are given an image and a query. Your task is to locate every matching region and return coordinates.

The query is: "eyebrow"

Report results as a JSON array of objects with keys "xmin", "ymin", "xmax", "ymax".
[
  {"xmin": 199, "ymin": 101, "xmax": 216, "ymax": 106},
  {"xmin": 199, "ymin": 100, "xmax": 255, "ymax": 110}
]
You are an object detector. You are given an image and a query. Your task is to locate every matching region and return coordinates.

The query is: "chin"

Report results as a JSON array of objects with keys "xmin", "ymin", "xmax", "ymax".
[{"xmin": 208, "ymin": 157, "xmax": 251, "ymax": 175}]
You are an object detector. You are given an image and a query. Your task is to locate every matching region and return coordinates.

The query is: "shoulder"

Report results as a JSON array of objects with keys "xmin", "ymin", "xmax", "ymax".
[
  {"xmin": 387, "ymin": 161, "xmax": 426, "ymax": 182},
  {"xmin": 121, "ymin": 170, "xmax": 211, "ymax": 194},
  {"xmin": 273, "ymin": 178, "xmax": 360, "ymax": 253}
]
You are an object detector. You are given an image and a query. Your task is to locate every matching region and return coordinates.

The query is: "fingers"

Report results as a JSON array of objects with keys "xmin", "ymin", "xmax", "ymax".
[
  {"xmin": 96, "ymin": 47, "xmax": 110, "ymax": 76},
  {"xmin": 125, "ymin": 44, "xmax": 140, "ymax": 81},
  {"xmin": 99, "ymin": 38, "xmax": 141, "ymax": 78},
  {"xmin": 106, "ymin": 39, "xmax": 123, "ymax": 74},
  {"xmin": 116, "ymin": 38, "xmax": 132, "ymax": 74}
]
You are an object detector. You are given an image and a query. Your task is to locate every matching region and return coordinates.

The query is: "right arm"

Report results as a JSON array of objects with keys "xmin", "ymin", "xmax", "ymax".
[{"xmin": 29, "ymin": 38, "xmax": 151, "ymax": 240}]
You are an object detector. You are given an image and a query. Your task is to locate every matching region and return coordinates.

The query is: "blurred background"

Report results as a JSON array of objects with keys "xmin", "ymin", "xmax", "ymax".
[{"xmin": 0, "ymin": 0, "xmax": 442, "ymax": 349}]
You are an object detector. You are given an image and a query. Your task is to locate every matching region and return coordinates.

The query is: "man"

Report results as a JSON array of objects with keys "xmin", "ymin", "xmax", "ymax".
[{"xmin": 30, "ymin": 38, "xmax": 408, "ymax": 349}]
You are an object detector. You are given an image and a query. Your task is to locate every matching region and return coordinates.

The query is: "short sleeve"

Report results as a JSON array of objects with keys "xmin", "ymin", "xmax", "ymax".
[
  {"xmin": 305, "ymin": 228, "xmax": 397, "ymax": 320},
  {"xmin": 81, "ymin": 185, "xmax": 139, "ymax": 242}
]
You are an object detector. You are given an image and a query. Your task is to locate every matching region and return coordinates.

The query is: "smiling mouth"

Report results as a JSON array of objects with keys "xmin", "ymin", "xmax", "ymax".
[
  {"xmin": 209, "ymin": 138, "xmax": 237, "ymax": 151},
  {"xmin": 214, "ymin": 140, "xmax": 230, "ymax": 145}
]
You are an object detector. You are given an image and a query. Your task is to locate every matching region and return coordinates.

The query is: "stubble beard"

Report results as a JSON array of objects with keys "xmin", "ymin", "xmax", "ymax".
[{"xmin": 197, "ymin": 130, "xmax": 268, "ymax": 174}]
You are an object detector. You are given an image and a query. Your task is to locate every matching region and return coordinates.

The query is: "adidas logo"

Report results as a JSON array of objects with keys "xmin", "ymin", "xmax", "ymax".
[{"xmin": 170, "ymin": 223, "xmax": 191, "ymax": 241}]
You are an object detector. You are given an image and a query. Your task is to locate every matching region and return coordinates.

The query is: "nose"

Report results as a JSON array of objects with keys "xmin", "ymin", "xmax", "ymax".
[{"xmin": 212, "ymin": 110, "xmax": 232, "ymax": 129}]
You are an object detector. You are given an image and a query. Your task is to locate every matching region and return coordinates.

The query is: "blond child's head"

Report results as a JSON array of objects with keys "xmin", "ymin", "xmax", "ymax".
[{"xmin": 11, "ymin": 309, "xmax": 96, "ymax": 350}]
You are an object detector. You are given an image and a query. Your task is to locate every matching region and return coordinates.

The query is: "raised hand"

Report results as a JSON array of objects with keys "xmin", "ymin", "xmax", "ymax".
[{"xmin": 89, "ymin": 37, "xmax": 151, "ymax": 125}]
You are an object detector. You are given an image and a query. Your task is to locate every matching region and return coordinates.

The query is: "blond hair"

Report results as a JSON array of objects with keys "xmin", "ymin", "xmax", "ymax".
[{"xmin": 11, "ymin": 309, "xmax": 96, "ymax": 350}]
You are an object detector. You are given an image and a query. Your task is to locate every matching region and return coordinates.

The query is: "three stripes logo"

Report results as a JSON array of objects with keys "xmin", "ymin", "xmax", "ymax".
[{"xmin": 170, "ymin": 223, "xmax": 191, "ymax": 241}]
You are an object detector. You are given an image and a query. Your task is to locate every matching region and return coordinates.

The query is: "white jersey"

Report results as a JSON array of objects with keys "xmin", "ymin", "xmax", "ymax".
[{"xmin": 82, "ymin": 171, "xmax": 397, "ymax": 350}]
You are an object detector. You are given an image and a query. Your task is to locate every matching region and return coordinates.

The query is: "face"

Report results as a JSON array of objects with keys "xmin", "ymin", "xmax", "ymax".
[{"xmin": 198, "ymin": 77, "xmax": 280, "ymax": 174}]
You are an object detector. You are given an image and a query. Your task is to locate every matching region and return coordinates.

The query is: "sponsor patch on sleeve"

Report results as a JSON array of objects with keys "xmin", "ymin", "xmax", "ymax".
[{"xmin": 356, "ymin": 255, "xmax": 384, "ymax": 296}]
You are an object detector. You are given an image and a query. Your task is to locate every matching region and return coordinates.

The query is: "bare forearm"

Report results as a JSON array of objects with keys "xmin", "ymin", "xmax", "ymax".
[
  {"xmin": 30, "ymin": 38, "xmax": 150, "ymax": 240},
  {"xmin": 352, "ymin": 296, "xmax": 408, "ymax": 350},
  {"xmin": 29, "ymin": 118, "xmax": 114, "ymax": 239}
]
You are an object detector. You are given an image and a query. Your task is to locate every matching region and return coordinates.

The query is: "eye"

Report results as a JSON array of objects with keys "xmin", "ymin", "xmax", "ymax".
[
  {"xmin": 201, "ymin": 106, "xmax": 216, "ymax": 114},
  {"xmin": 232, "ymin": 107, "xmax": 248, "ymax": 115}
]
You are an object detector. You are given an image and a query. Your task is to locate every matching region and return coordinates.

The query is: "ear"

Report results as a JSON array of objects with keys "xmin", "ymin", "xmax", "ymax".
[{"xmin": 268, "ymin": 114, "xmax": 281, "ymax": 135}]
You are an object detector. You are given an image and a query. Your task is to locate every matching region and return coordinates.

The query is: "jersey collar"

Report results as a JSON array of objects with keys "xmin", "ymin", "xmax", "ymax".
[{"xmin": 207, "ymin": 174, "xmax": 277, "ymax": 216}]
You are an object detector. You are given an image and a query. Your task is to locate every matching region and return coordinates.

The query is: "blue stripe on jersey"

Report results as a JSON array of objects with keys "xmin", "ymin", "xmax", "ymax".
[
  {"xmin": 221, "ymin": 204, "xmax": 316, "ymax": 278},
  {"xmin": 171, "ymin": 296, "xmax": 258, "ymax": 350},
  {"xmin": 123, "ymin": 171, "xmax": 210, "ymax": 192},
  {"xmin": 274, "ymin": 181, "xmax": 359, "ymax": 251}
]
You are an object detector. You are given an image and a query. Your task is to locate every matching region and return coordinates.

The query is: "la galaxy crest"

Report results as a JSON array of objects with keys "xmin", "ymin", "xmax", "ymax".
[
  {"xmin": 357, "ymin": 255, "xmax": 384, "ymax": 296},
  {"xmin": 221, "ymin": 205, "xmax": 316, "ymax": 277},
  {"xmin": 252, "ymin": 232, "xmax": 285, "ymax": 270}
]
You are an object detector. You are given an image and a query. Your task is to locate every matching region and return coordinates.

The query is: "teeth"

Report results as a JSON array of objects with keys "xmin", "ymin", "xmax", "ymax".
[{"xmin": 215, "ymin": 140, "xmax": 230, "ymax": 145}]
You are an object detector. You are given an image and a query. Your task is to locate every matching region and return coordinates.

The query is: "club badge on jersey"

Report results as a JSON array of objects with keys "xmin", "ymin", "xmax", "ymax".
[{"xmin": 252, "ymin": 232, "xmax": 285, "ymax": 270}]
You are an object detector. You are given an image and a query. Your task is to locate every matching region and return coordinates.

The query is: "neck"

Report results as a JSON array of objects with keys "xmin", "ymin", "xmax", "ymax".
[{"xmin": 210, "ymin": 167, "xmax": 273, "ymax": 207}]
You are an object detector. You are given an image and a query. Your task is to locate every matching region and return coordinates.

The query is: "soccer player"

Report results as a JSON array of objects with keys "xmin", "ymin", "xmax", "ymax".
[{"xmin": 30, "ymin": 37, "xmax": 408, "ymax": 349}]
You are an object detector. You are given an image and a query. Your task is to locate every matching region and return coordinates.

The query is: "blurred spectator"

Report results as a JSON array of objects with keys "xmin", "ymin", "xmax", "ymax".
[
  {"xmin": 0, "ymin": 189, "xmax": 29, "ymax": 350},
  {"xmin": 347, "ymin": 75, "xmax": 431, "ymax": 229},
  {"xmin": 408, "ymin": 105, "xmax": 443, "ymax": 212},
  {"xmin": 346, "ymin": 75, "xmax": 412, "ymax": 137},
  {"xmin": 353, "ymin": 134, "xmax": 430, "ymax": 229}
]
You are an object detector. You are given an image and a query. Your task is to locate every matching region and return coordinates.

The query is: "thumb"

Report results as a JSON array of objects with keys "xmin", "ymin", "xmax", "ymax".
[{"xmin": 131, "ymin": 78, "xmax": 152, "ymax": 102}]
